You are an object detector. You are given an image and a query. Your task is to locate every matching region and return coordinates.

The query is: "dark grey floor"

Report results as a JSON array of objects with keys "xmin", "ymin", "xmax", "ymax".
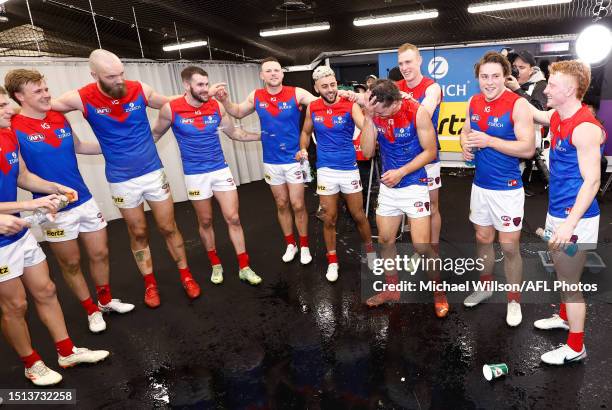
[{"xmin": 1, "ymin": 171, "xmax": 611, "ymax": 409}]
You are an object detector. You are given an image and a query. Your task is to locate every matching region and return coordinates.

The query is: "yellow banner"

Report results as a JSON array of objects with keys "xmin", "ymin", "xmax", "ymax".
[{"xmin": 436, "ymin": 101, "xmax": 467, "ymax": 152}]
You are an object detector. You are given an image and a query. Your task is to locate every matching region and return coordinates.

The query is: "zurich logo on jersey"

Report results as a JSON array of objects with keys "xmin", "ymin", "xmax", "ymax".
[
  {"xmin": 279, "ymin": 102, "xmax": 291, "ymax": 110},
  {"xmin": 8, "ymin": 151, "xmax": 18, "ymax": 164},
  {"xmin": 555, "ymin": 138, "xmax": 566, "ymax": 152},
  {"xmin": 332, "ymin": 116, "xmax": 345, "ymax": 125},
  {"xmin": 488, "ymin": 117, "xmax": 504, "ymax": 128},
  {"xmin": 28, "ymin": 133, "xmax": 45, "ymax": 142},
  {"xmin": 204, "ymin": 115, "xmax": 217, "ymax": 125},
  {"xmin": 124, "ymin": 102, "xmax": 141, "ymax": 112},
  {"xmin": 56, "ymin": 128, "xmax": 72, "ymax": 139}
]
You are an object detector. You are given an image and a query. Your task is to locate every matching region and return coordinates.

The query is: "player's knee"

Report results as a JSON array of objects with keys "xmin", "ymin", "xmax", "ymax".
[
  {"xmin": 90, "ymin": 246, "xmax": 109, "ymax": 263},
  {"xmin": 378, "ymin": 234, "xmax": 396, "ymax": 245},
  {"xmin": 500, "ymin": 242, "xmax": 520, "ymax": 258},
  {"xmin": 475, "ymin": 230, "xmax": 495, "ymax": 245},
  {"xmin": 290, "ymin": 199, "xmax": 305, "ymax": 213},
  {"xmin": 225, "ymin": 213, "xmax": 241, "ymax": 227},
  {"xmin": 34, "ymin": 280, "xmax": 57, "ymax": 302},
  {"xmin": 276, "ymin": 198, "xmax": 290, "ymax": 212},
  {"xmin": 352, "ymin": 209, "xmax": 367, "ymax": 225},
  {"xmin": 61, "ymin": 257, "xmax": 81, "ymax": 276},
  {"xmin": 199, "ymin": 216, "xmax": 213, "ymax": 230},
  {"xmin": 1, "ymin": 297, "xmax": 27, "ymax": 318},
  {"xmin": 158, "ymin": 222, "xmax": 177, "ymax": 238},
  {"xmin": 128, "ymin": 225, "xmax": 148, "ymax": 243},
  {"xmin": 323, "ymin": 212, "xmax": 337, "ymax": 228}
]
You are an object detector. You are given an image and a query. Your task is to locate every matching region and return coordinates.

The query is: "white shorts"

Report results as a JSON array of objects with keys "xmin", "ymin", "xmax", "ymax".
[
  {"xmin": 545, "ymin": 213, "xmax": 599, "ymax": 249},
  {"xmin": 425, "ymin": 162, "xmax": 442, "ymax": 191},
  {"xmin": 376, "ymin": 184, "xmax": 431, "ymax": 218},
  {"xmin": 316, "ymin": 167, "xmax": 362, "ymax": 195},
  {"xmin": 185, "ymin": 167, "xmax": 237, "ymax": 200},
  {"xmin": 264, "ymin": 163, "xmax": 303, "ymax": 185},
  {"xmin": 469, "ymin": 184, "xmax": 524, "ymax": 232},
  {"xmin": 0, "ymin": 230, "xmax": 46, "ymax": 283},
  {"xmin": 109, "ymin": 169, "xmax": 171, "ymax": 209},
  {"xmin": 41, "ymin": 199, "xmax": 108, "ymax": 242}
]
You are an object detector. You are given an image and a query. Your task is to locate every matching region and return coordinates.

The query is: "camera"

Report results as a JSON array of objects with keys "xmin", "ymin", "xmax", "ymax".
[{"xmin": 511, "ymin": 66, "xmax": 519, "ymax": 79}]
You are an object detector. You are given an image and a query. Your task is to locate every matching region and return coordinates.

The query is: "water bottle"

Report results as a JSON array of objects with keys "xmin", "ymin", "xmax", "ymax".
[
  {"xmin": 536, "ymin": 227, "xmax": 578, "ymax": 257},
  {"xmin": 465, "ymin": 147, "xmax": 479, "ymax": 167},
  {"xmin": 23, "ymin": 196, "xmax": 70, "ymax": 226},
  {"xmin": 300, "ymin": 157, "xmax": 313, "ymax": 183}
]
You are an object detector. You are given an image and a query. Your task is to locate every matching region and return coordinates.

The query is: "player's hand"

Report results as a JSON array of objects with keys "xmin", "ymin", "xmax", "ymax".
[
  {"xmin": 381, "ymin": 169, "xmax": 405, "ymax": 188},
  {"xmin": 55, "ymin": 184, "xmax": 78, "ymax": 203},
  {"xmin": 462, "ymin": 142, "xmax": 474, "ymax": 161},
  {"xmin": 215, "ymin": 87, "xmax": 229, "ymax": 102},
  {"xmin": 399, "ymin": 91, "xmax": 419, "ymax": 104},
  {"xmin": 27, "ymin": 195, "xmax": 61, "ymax": 213},
  {"xmin": 363, "ymin": 90, "xmax": 377, "ymax": 117},
  {"xmin": 0, "ymin": 214, "xmax": 28, "ymax": 234},
  {"xmin": 295, "ymin": 149, "xmax": 308, "ymax": 162},
  {"xmin": 549, "ymin": 222, "xmax": 575, "ymax": 252},
  {"xmin": 208, "ymin": 82, "xmax": 227, "ymax": 99},
  {"xmin": 466, "ymin": 131, "xmax": 491, "ymax": 149},
  {"xmin": 505, "ymin": 76, "xmax": 520, "ymax": 92},
  {"xmin": 338, "ymin": 89, "xmax": 357, "ymax": 102}
]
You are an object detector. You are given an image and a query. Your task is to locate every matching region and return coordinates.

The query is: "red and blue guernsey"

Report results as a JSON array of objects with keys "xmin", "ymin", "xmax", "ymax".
[
  {"xmin": 310, "ymin": 98, "xmax": 357, "ymax": 171},
  {"xmin": 254, "ymin": 86, "xmax": 301, "ymax": 165},
  {"xmin": 396, "ymin": 77, "xmax": 441, "ymax": 163},
  {"xmin": 373, "ymin": 99, "xmax": 428, "ymax": 189},
  {"xmin": 0, "ymin": 128, "xmax": 27, "ymax": 247},
  {"xmin": 549, "ymin": 105, "xmax": 606, "ymax": 219},
  {"xmin": 169, "ymin": 96, "xmax": 227, "ymax": 175},
  {"xmin": 12, "ymin": 111, "xmax": 91, "ymax": 212},
  {"xmin": 469, "ymin": 90, "xmax": 522, "ymax": 190},
  {"xmin": 78, "ymin": 80, "xmax": 162, "ymax": 183}
]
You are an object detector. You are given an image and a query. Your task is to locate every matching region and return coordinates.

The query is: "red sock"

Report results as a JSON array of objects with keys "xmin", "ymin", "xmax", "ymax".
[
  {"xmin": 143, "ymin": 273, "xmax": 157, "ymax": 288},
  {"xmin": 299, "ymin": 235, "xmax": 309, "ymax": 248},
  {"xmin": 567, "ymin": 332, "xmax": 584, "ymax": 352},
  {"xmin": 96, "ymin": 284, "xmax": 112, "ymax": 306},
  {"xmin": 559, "ymin": 303, "xmax": 568, "ymax": 321},
  {"xmin": 365, "ymin": 242, "xmax": 375, "ymax": 253},
  {"xmin": 55, "ymin": 338, "xmax": 75, "ymax": 357},
  {"xmin": 21, "ymin": 350, "xmax": 41, "ymax": 368},
  {"xmin": 327, "ymin": 252, "xmax": 338, "ymax": 264},
  {"xmin": 507, "ymin": 292, "xmax": 521, "ymax": 303},
  {"xmin": 179, "ymin": 267, "xmax": 192, "ymax": 281},
  {"xmin": 237, "ymin": 252, "xmax": 249, "ymax": 269},
  {"xmin": 80, "ymin": 297, "xmax": 99, "ymax": 315},
  {"xmin": 480, "ymin": 274, "xmax": 494, "ymax": 282},
  {"xmin": 207, "ymin": 249, "xmax": 221, "ymax": 266},
  {"xmin": 284, "ymin": 234, "xmax": 296, "ymax": 246}
]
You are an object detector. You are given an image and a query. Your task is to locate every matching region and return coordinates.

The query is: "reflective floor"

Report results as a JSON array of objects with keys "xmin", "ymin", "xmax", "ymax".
[{"xmin": 1, "ymin": 174, "xmax": 611, "ymax": 409}]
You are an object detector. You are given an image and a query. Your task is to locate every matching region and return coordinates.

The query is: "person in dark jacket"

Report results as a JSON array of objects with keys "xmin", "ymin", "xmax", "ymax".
[{"xmin": 506, "ymin": 50, "xmax": 549, "ymax": 196}]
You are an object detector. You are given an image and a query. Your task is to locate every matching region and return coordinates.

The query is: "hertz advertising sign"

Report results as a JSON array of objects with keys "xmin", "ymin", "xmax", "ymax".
[{"xmin": 378, "ymin": 45, "xmax": 505, "ymax": 153}]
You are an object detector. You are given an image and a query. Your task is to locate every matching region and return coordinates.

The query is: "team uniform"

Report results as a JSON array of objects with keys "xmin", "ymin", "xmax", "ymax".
[
  {"xmin": 0, "ymin": 129, "xmax": 46, "ymax": 284},
  {"xmin": 468, "ymin": 90, "xmax": 524, "ymax": 232},
  {"xmin": 254, "ymin": 86, "xmax": 303, "ymax": 185},
  {"xmin": 396, "ymin": 77, "xmax": 442, "ymax": 190},
  {"xmin": 78, "ymin": 80, "xmax": 169, "ymax": 208},
  {"xmin": 373, "ymin": 99, "xmax": 430, "ymax": 218},
  {"xmin": 12, "ymin": 111, "xmax": 106, "ymax": 242},
  {"xmin": 545, "ymin": 105, "xmax": 606, "ymax": 247},
  {"xmin": 310, "ymin": 98, "xmax": 362, "ymax": 195},
  {"xmin": 169, "ymin": 96, "xmax": 236, "ymax": 200}
]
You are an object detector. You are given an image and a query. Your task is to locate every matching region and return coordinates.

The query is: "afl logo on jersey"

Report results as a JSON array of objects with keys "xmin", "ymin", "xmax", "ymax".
[
  {"xmin": 314, "ymin": 115, "xmax": 324, "ymax": 123},
  {"xmin": 28, "ymin": 133, "xmax": 45, "ymax": 142},
  {"xmin": 181, "ymin": 118, "xmax": 194, "ymax": 124},
  {"xmin": 471, "ymin": 114, "xmax": 480, "ymax": 122},
  {"xmin": 259, "ymin": 102, "xmax": 269, "ymax": 109},
  {"xmin": 96, "ymin": 107, "xmax": 111, "ymax": 114}
]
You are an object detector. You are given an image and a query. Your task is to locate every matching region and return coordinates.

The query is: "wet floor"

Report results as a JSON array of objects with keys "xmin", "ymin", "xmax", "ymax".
[{"xmin": 1, "ymin": 173, "xmax": 611, "ymax": 409}]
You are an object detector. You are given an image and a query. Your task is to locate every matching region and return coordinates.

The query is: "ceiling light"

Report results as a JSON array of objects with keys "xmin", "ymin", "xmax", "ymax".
[
  {"xmin": 576, "ymin": 24, "xmax": 612, "ymax": 64},
  {"xmin": 260, "ymin": 22, "xmax": 330, "ymax": 37},
  {"xmin": 162, "ymin": 40, "xmax": 207, "ymax": 52},
  {"xmin": 353, "ymin": 9, "xmax": 438, "ymax": 26},
  {"xmin": 468, "ymin": 0, "xmax": 572, "ymax": 14},
  {"xmin": 0, "ymin": 0, "xmax": 9, "ymax": 5}
]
